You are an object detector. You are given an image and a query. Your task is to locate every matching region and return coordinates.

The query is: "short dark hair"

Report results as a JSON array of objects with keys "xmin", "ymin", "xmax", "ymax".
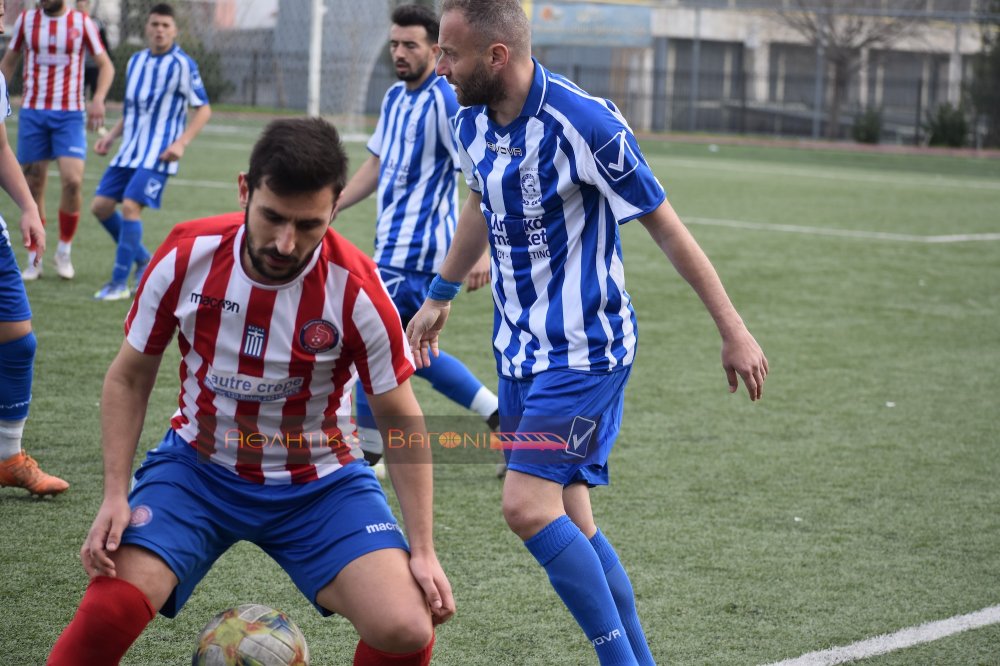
[
  {"xmin": 246, "ymin": 117, "xmax": 348, "ymax": 198},
  {"xmin": 148, "ymin": 3, "xmax": 174, "ymax": 18},
  {"xmin": 440, "ymin": 0, "xmax": 531, "ymax": 56},
  {"xmin": 391, "ymin": 4, "xmax": 439, "ymax": 43}
]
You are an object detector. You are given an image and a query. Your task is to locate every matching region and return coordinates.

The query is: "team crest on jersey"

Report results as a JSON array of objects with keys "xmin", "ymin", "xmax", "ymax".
[
  {"xmin": 595, "ymin": 130, "xmax": 640, "ymax": 183},
  {"xmin": 405, "ymin": 120, "xmax": 419, "ymax": 143},
  {"xmin": 144, "ymin": 177, "xmax": 163, "ymax": 200},
  {"xmin": 68, "ymin": 27, "xmax": 82, "ymax": 41},
  {"xmin": 242, "ymin": 325, "xmax": 267, "ymax": 358},
  {"xmin": 299, "ymin": 319, "xmax": 340, "ymax": 354},
  {"xmin": 520, "ymin": 169, "xmax": 541, "ymax": 207}
]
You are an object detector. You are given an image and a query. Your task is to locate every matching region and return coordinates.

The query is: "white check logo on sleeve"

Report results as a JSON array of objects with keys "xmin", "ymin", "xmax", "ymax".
[{"xmin": 595, "ymin": 130, "xmax": 639, "ymax": 182}]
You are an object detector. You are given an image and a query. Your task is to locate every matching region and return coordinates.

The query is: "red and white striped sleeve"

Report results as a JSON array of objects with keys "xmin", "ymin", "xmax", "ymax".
[
  {"xmin": 8, "ymin": 12, "xmax": 27, "ymax": 52},
  {"xmin": 124, "ymin": 232, "xmax": 190, "ymax": 355},
  {"xmin": 81, "ymin": 14, "xmax": 105, "ymax": 56},
  {"xmin": 347, "ymin": 267, "xmax": 415, "ymax": 396}
]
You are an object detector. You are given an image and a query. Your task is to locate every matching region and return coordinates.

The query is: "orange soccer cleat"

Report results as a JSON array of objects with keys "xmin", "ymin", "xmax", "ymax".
[{"xmin": 0, "ymin": 452, "xmax": 69, "ymax": 497}]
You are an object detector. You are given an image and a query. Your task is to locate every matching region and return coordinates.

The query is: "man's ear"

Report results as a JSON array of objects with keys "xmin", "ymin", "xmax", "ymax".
[
  {"xmin": 487, "ymin": 43, "xmax": 510, "ymax": 70},
  {"xmin": 237, "ymin": 173, "xmax": 250, "ymax": 209}
]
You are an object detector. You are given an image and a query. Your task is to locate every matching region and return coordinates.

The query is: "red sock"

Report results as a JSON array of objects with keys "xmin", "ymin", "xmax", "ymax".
[
  {"xmin": 28, "ymin": 217, "xmax": 45, "ymax": 253},
  {"xmin": 58, "ymin": 210, "xmax": 79, "ymax": 244},
  {"xmin": 354, "ymin": 633, "xmax": 434, "ymax": 666},
  {"xmin": 47, "ymin": 576, "xmax": 155, "ymax": 666}
]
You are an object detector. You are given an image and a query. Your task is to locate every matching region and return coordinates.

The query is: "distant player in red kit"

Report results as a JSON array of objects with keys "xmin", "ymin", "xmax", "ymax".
[{"xmin": 0, "ymin": 0, "xmax": 114, "ymax": 280}]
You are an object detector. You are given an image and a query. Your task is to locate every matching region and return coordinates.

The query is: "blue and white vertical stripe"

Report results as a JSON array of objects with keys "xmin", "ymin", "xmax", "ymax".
[
  {"xmin": 454, "ymin": 59, "xmax": 666, "ymax": 379},
  {"xmin": 111, "ymin": 45, "xmax": 209, "ymax": 175},
  {"xmin": 367, "ymin": 73, "xmax": 460, "ymax": 274}
]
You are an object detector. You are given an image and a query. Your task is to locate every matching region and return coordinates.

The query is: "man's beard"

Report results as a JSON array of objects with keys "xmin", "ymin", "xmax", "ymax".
[
  {"xmin": 243, "ymin": 212, "xmax": 314, "ymax": 283},
  {"xmin": 395, "ymin": 57, "xmax": 429, "ymax": 83},
  {"xmin": 454, "ymin": 60, "xmax": 505, "ymax": 108},
  {"xmin": 41, "ymin": 0, "xmax": 66, "ymax": 16}
]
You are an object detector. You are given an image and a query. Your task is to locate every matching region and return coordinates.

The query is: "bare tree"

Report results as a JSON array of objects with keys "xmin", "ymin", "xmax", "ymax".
[{"xmin": 773, "ymin": 0, "xmax": 928, "ymax": 139}]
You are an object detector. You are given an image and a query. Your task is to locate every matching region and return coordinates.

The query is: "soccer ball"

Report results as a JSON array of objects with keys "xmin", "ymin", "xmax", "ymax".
[{"xmin": 192, "ymin": 604, "xmax": 310, "ymax": 666}]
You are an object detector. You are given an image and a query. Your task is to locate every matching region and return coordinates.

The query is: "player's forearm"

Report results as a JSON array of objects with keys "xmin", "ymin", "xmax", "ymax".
[
  {"xmin": 437, "ymin": 191, "xmax": 489, "ymax": 283},
  {"xmin": 385, "ymin": 447, "xmax": 436, "ymax": 554},
  {"xmin": 178, "ymin": 104, "xmax": 212, "ymax": 147},
  {"xmin": 0, "ymin": 145, "xmax": 39, "ymax": 215},
  {"xmin": 93, "ymin": 55, "xmax": 115, "ymax": 102},
  {"xmin": 641, "ymin": 201, "xmax": 747, "ymax": 339},
  {"xmin": 0, "ymin": 52, "xmax": 18, "ymax": 83},
  {"xmin": 337, "ymin": 154, "xmax": 380, "ymax": 212},
  {"xmin": 100, "ymin": 352, "xmax": 159, "ymax": 498}
]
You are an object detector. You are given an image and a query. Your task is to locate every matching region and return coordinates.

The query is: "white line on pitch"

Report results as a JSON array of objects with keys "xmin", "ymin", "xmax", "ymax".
[
  {"xmin": 762, "ymin": 604, "xmax": 1000, "ymax": 666},
  {"xmin": 686, "ymin": 216, "xmax": 1000, "ymax": 243},
  {"xmin": 661, "ymin": 157, "xmax": 1000, "ymax": 191}
]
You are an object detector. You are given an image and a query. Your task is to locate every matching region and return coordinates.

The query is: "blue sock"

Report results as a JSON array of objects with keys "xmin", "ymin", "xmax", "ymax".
[
  {"xmin": 591, "ymin": 529, "xmax": 655, "ymax": 665},
  {"xmin": 98, "ymin": 210, "xmax": 123, "ymax": 241},
  {"xmin": 111, "ymin": 219, "xmax": 143, "ymax": 285},
  {"xmin": 525, "ymin": 516, "xmax": 636, "ymax": 665},
  {"xmin": 0, "ymin": 333, "xmax": 36, "ymax": 421},
  {"xmin": 414, "ymin": 350, "xmax": 483, "ymax": 407}
]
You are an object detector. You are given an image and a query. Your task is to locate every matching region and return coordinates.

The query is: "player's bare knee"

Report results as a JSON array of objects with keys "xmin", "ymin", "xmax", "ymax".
[
  {"xmin": 62, "ymin": 178, "xmax": 83, "ymax": 200},
  {"xmin": 371, "ymin": 614, "xmax": 433, "ymax": 654},
  {"xmin": 502, "ymin": 494, "xmax": 548, "ymax": 539},
  {"xmin": 90, "ymin": 198, "xmax": 112, "ymax": 219}
]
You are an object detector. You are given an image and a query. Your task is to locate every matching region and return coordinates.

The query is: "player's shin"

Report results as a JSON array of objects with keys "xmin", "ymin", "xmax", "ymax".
[
  {"xmin": 47, "ymin": 576, "xmax": 155, "ymax": 666},
  {"xmin": 591, "ymin": 528, "xmax": 656, "ymax": 665},
  {"xmin": 525, "ymin": 516, "xmax": 637, "ymax": 665}
]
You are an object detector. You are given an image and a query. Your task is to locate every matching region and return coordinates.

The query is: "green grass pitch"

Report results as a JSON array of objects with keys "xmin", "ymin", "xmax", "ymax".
[{"xmin": 1, "ymin": 115, "xmax": 998, "ymax": 665}]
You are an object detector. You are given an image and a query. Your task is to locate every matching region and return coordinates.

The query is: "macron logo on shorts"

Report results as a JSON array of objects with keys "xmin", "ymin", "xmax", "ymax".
[{"xmin": 365, "ymin": 522, "xmax": 402, "ymax": 535}]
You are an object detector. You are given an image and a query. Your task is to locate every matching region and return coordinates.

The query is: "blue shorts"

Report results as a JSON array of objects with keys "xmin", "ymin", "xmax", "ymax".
[
  {"xmin": 95, "ymin": 166, "xmax": 169, "ymax": 209},
  {"xmin": 16, "ymin": 108, "xmax": 87, "ymax": 163},
  {"xmin": 376, "ymin": 266, "xmax": 433, "ymax": 324},
  {"xmin": 0, "ymin": 217, "xmax": 31, "ymax": 322},
  {"xmin": 498, "ymin": 367, "xmax": 631, "ymax": 487},
  {"xmin": 121, "ymin": 429, "xmax": 409, "ymax": 618}
]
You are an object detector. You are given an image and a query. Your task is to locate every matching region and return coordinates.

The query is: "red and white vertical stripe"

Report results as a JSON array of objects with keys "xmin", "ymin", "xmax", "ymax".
[
  {"xmin": 124, "ymin": 213, "xmax": 415, "ymax": 485},
  {"xmin": 9, "ymin": 9, "xmax": 105, "ymax": 112}
]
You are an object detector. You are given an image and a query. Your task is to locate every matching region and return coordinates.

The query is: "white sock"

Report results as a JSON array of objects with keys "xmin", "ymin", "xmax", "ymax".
[
  {"xmin": 469, "ymin": 387, "xmax": 499, "ymax": 420},
  {"xmin": 0, "ymin": 418, "xmax": 26, "ymax": 460},
  {"xmin": 26, "ymin": 251, "xmax": 38, "ymax": 266},
  {"xmin": 57, "ymin": 241, "xmax": 72, "ymax": 256}
]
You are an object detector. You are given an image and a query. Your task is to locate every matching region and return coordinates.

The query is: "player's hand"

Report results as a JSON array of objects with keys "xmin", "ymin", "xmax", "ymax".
[
  {"xmin": 405, "ymin": 301, "xmax": 451, "ymax": 368},
  {"xmin": 86, "ymin": 99, "xmax": 106, "ymax": 132},
  {"xmin": 464, "ymin": 252, "xmax": 491, "ymax": 291},
  {"xmin": 19, "ymin": 209, "xmax": 45, "ymax": 261},
  {"xmin": 721, "ymin": 327, "xmax": 768, "ymax": 401},
  {"xmin": 408, "ymin": 550, "xmax": 455, "ymax": 625},
  {"xmin": 94, "ymin": 133, "xmax": 114, "ymax": 156},
  {"xmin": 159, "ymin": 141, "xmax": 185, "ymax": 162},
  {"xmin": 80, "ymin": 496, "xmax": 132, "ymax": 578}
]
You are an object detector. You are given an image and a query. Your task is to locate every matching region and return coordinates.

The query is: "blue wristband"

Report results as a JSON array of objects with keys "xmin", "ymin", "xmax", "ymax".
[{"xmin": 427, "ymin": 275, "xmax": 462, "ymax": 301}]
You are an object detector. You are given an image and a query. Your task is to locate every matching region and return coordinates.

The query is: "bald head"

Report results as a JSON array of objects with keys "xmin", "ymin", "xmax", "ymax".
[{"xmin": 440, "ymin": 0, "xmax": 532, "ymax": 58}]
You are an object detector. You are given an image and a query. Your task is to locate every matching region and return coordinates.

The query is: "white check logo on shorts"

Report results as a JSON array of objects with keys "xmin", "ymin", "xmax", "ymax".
[{"xmin": 566, "ymin": 417, "xmax": 598, "ymax": 459}]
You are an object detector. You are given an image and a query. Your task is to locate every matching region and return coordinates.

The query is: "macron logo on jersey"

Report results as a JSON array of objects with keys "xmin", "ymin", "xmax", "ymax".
[{"xmin": 595, "ymin": 131, "xmax": 639, "ymax": 182}]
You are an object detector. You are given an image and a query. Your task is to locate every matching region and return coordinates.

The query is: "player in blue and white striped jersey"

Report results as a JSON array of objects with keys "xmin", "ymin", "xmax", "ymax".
[
  {"xmin": 337, "ymin": 4, "xmax": 500, "ymax": 473},
  {"xmin": 408, "ymin": 1, "xmax": 769, "ymax": 663},
  {"xmin": 89, "ymin": 3, "xmax": 211, "ymax": 301}
]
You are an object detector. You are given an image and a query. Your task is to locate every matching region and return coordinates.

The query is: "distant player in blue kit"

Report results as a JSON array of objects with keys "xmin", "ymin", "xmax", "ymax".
[
  {"xmin": 0, "ymin": 59, "xmax": 69, "ymax": 497},
  {"xmin": 336, "ymin": 4, "xmax": 501, "ymax": 472},
  {"xmin": 407, "ymin": 1, "xmax": 769, "ymax": 664},
  {"xmin": 90, "ymin": 3, "xmax": 211, "ymax": 301}
]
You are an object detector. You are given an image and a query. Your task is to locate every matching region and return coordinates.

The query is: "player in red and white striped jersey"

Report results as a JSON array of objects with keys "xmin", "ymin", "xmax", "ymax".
[
  {"xmin": 0, "ymin": 0, "xmax": 114, "ymax": 281},
  {"xmin": 48, "ymin": 118, "xmax": 452, "ymax": 666}
]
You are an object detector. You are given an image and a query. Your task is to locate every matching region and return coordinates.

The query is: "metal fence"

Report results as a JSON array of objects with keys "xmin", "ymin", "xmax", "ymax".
[{"xmin": 1, "ymin": 0, "xmax": 993, "ymax": 145}]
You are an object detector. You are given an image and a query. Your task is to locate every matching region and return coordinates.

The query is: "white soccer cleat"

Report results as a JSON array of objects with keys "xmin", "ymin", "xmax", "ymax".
[
  {"xmin": 93, "ymin": 281, "xmax": 132, "ymax": 301},
  {"xmin": 53, "ymin": 251, "xmax": 75, "ymax": 279},
  {"xmin": 21, "ymin": 259, "xmax": 42, "ymax": 281}
]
